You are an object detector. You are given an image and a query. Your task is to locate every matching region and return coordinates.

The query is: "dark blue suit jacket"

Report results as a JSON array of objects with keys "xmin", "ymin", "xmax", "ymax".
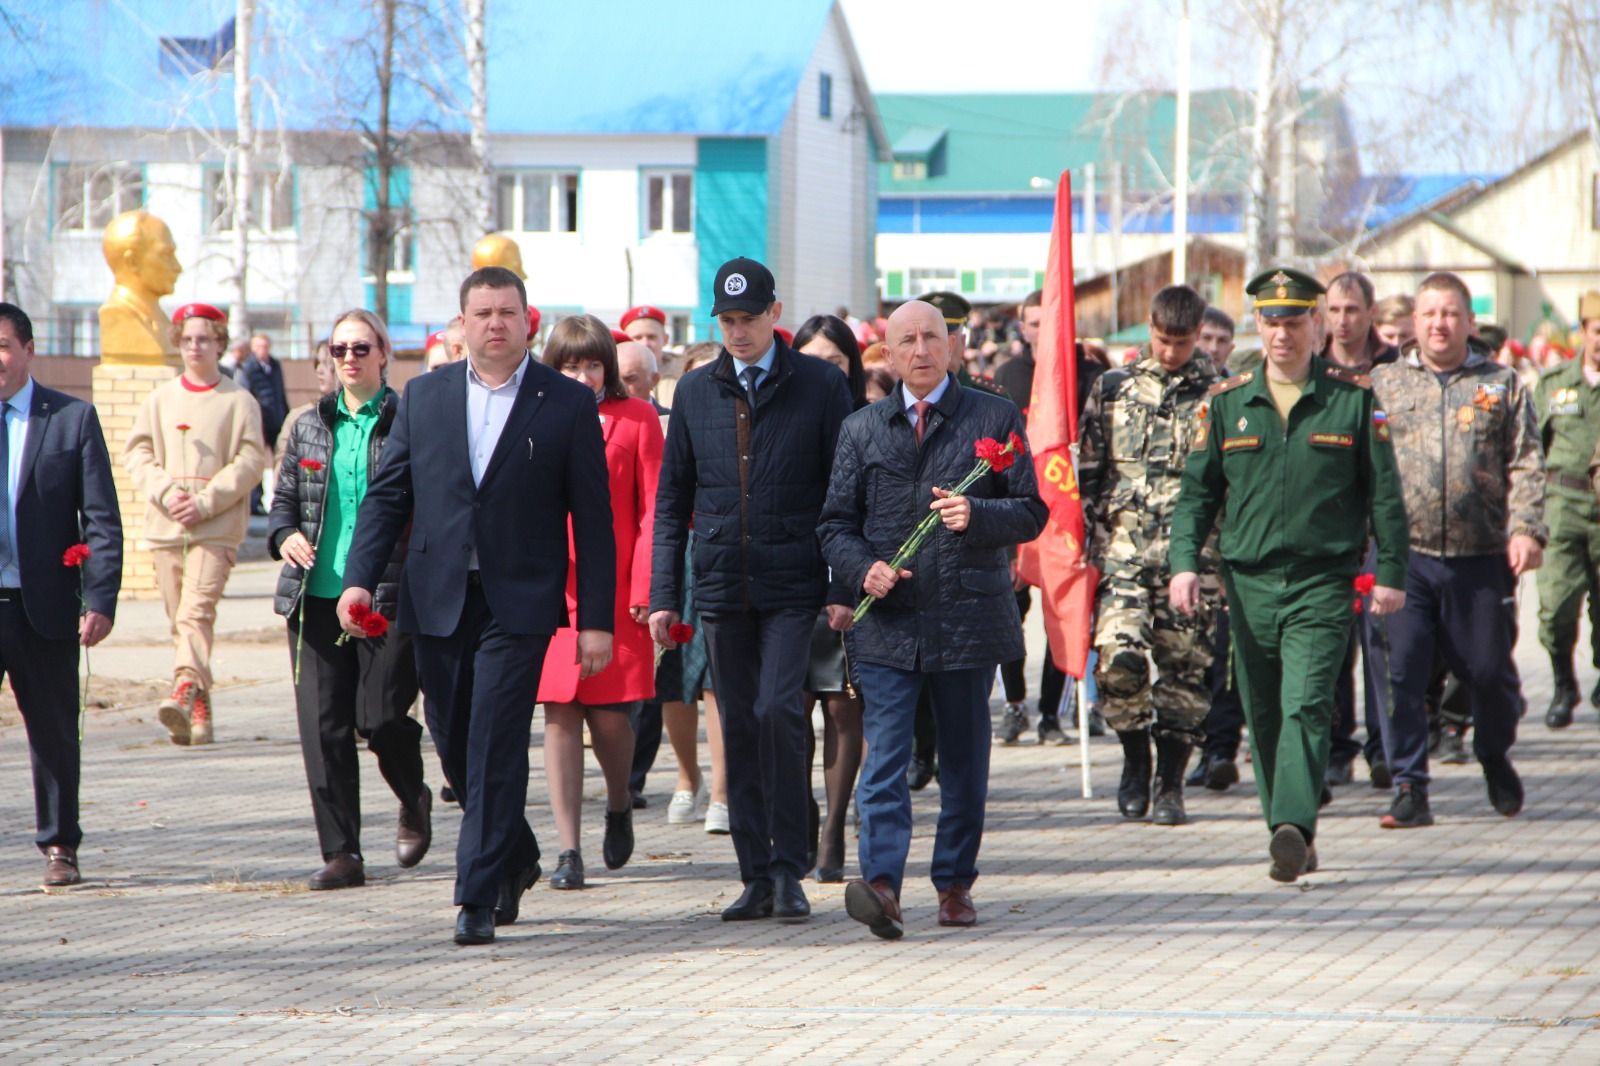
[
  {"xmin": 15, "ymin": 383, "xmax": 123, "ymax": 640},
  {"xmin": 343, "ymin": 357, "xmax": 615, "ymax": 639}
]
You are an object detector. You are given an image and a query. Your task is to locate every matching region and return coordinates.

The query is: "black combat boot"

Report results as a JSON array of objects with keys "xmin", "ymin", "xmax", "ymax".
[
  {"xmin": 1116, "ymin": 728, "xmax": 1152, "ymax": 819},
  {"xmin": 1546, "ymin": 659, "xmax": 1578, "ymax": 729},
  {"xmin": 1151, "ymin": 734, "xmax": 1192, "ymax": 826}
]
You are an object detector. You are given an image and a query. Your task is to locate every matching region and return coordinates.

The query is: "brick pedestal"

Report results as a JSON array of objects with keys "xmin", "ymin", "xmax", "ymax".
[{"xmin": 92, "ymin": 361, "xmax": 173, "ymax": 598}]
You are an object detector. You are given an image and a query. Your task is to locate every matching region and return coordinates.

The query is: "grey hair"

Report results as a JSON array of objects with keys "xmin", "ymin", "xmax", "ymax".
[{"xmin": 328, "ymin": 308, "xmax": 392, "ymax": 384}]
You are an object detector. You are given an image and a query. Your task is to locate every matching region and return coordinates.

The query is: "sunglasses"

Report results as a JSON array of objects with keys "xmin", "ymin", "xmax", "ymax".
[{"xmin": 329, "ymin": 343, "xmax": 374, "ymax": 360}]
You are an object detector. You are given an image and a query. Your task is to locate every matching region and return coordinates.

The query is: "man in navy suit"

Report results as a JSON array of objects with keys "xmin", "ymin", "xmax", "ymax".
[
  {"xmin": 0, "ymin": 304, "xmax": 123, "ymax": 888},
  {"xmin": 339, "ymin": 268, "xmax": 615, "ymax": 945}
]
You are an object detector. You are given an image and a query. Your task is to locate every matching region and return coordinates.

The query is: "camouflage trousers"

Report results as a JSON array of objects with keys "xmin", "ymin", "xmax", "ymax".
[{"xmin": 1092, "ymin": 568, "xmax": 1216, "ymax": 744}]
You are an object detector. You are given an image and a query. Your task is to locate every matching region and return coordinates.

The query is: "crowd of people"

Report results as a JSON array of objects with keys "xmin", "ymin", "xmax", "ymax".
[{"xmin": 4, "ymin": 244, "xmax": 1596, "ymax": 946}]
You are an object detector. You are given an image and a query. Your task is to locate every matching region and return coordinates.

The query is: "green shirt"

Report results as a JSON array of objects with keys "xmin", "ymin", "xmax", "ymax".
[
  {"xmin": 1533, "ymin": 357, "xmax": 1600, "ymax": 504},
  {"xmin": 306, "ymin": 395, "xmax": 382, "ymax": 598},
  {"xmin": 1169, "ymin": 357, "xmax": 1410, "ymax": 589}
]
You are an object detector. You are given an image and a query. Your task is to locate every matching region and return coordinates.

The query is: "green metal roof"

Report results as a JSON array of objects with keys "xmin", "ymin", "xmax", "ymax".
[{"xmin": 876, "ymin": 91, "xmax": 1318, "ymax": 196}]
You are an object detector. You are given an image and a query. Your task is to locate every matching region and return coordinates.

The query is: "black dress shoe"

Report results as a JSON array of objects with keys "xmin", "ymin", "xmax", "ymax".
[
  {"xmin": 395, "ymin": 788, "xmax": 432, "ymax": 869},
  {"xmin": 720, "ymin": 879, "xmax": 774, "ymax": 921},
  {"xmin": 308, "ymin": 852, "xmax": 365, "ymax": 890},
  {"xmin": 1324, "ymin": 759, "xmax": 1354, "ymax": 787},
  {"xmin": 631, "ymin": 791, "xmax": 648, "ymax": 810},
  {"xmin": 494, "ymin": 857, "xmax": 542, "ymax": 926},
  {"xmin": 1369, "ymin": 758, "xmax": 1392, "ymax": 790},
  {"xmin": 773, "ymin": 872, "xmax": 811, "ymax": 923},
  {"xmin": 550, "ymin": 849, "xmax": 585, "ymax": 889},
  {"xmin": 906, "ymin": 755, "xmax": 935, "ymax": 792},
  {"xmin": 1203, "ymin": 756, "xmax": 1239, "ymax": 791},
  {"xmin": 603, "ymin": 807, "xmax": 634, "ymax": 870},
  {"xmin": 440, "ymin": 784, "xmax": 458, "ymax": 805},
  {"xmin": 454, "ymin": 905, "xmax": 495, "ymax": 946},
  {"xmin": 1482, "ymin": 755, "xmax": 1524, "ymax": 816}
]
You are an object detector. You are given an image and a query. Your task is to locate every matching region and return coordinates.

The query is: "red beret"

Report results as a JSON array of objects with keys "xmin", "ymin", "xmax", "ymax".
[
  {"xmin": 172, "ymin": 303, "xmax": 226, "ymax": 325},
  {"xmin": 775, "ymin": 326, "xmax": 794, "ymax": 345},
  {"xmin": 425, "ymin": 330, "xmax": 447, "ymax": 351},
  {"xmin": 610, "ymin": 329, "xmax": 632, "ymax": 345},
  {"xmin": 620, "ymin": 305, "xmax": 666, "ymax": 330},
  {"xmin": 528, "ymin": 305, "xmax": 542, "ymax": 336}
]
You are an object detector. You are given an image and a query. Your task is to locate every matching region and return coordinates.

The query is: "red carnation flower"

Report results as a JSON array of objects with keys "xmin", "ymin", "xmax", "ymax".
[
  {"xmin": 975, "ymin": 435, "xmax": 1019, "ymax": 473},
  {"xmin": 300, "ymin": 458, "xmax": 324, "ymax": 472},
  {"xmin": 1353, "ymin": 574, "xmax": 1376, "ymax": 596},
  {"xmin": 361, "ymin": 612, "xmax": 389, "ymax": 638},
  {"xmin": 1008, "ymin": 431, "xmax": 1026, "ymax": 456},
  {"xmin": 348, "ymin": 603, "xmax": 372, "ymax": 623},
  {"xmin": 668, "ymin": 622, "xmax": 694, "ymax": 645},
  {"xmin": 176, "ymin": 423, "xmax": 192, "ymax": 432},
  {"xmin": 62, "ymin": 543, "xmax": 92, "ymax": 568},
  {"xmin": 974, "ymin": 437, "xmax": 1004, "ymax": 465}
]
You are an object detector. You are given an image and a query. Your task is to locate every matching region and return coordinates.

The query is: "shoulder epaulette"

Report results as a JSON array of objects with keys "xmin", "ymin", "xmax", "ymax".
[
  {"xmin": 1207, "ymin": 372, "xmax": 1253, "ymax": 397},
  {"xmin": 1324, "ymin": 364, "xmax": 1372, "ymax": 389}
]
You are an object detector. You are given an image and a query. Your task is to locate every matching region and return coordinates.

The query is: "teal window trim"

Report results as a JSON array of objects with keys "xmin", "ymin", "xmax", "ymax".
[{"xmin": 48, "ymin": 161, "xmax": 148, "ymax": 234}]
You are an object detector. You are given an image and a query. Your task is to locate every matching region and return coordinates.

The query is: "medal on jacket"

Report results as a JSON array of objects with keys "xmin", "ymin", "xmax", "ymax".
[
  {"xmin": 1457, "ymin": 404, "xmax": 1475, "ymax": 430},
  {"xmin": 1237, "ymin": 416, "xmax": 1248, "ymax": 431}
]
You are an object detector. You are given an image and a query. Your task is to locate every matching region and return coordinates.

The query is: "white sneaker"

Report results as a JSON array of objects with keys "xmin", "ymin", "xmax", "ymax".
[
  {"xmin": 667, "ymin": 782, "xmax": 706, "ymax": 825},
  {"xmin": 705, "ymin": 801, "xmax": 730, "ymax": 834}
]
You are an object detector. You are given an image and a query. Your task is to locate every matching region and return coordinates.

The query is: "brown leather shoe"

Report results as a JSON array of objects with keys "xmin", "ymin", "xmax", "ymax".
[
  {"xmin": 43, "ymin": 845, "xmax": 80, "ymax": 888},
  {"xmin": 308, "ymin": 853, "xmax": 365, "ymax": 890},
  {"xmin": 396, "ymin": 788, "xmax": 432, "ymax": 869},
  {"xmin": 937, "ymin": 883, "xmax": 976, "ymax": 927},
  {"xmin": 843, "ymin": 878, "xmax": 903, "ymax": 940}
]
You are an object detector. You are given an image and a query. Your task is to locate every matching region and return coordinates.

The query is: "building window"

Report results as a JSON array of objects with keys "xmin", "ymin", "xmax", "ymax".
[
  {"xmin": 819, "ymin": 72, "xmax": 833, "ymax": 119},
  {"xmin": 204, "ymin": 168, "xmax": 294, "ymax": 233},
  {"xmin": 909, "ymin": 268, "xmax": 959, "ymax": 294},
  {"xmin": 53, "ymin": 164, "xmax": 144, "ymax": 231},
  {"xmin": 495, "ymin": 171, "xmax": 578, "ymax": 233},
  {"xmin": 644, "ymin": 171, "xmax": 693, "ymax": 235},
  {"xmin": 892, "ymin": 160, "xmax": 928, "ymax": 182},
  {"xmin": 44, "ymin": 305, "xmax": 100, "ymax": 357}
]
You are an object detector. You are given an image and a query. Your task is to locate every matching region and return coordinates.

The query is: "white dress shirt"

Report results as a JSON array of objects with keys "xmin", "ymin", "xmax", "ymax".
[{"xmin": 465, "ymin": 354, "xmax": 529, "ymax": 569}]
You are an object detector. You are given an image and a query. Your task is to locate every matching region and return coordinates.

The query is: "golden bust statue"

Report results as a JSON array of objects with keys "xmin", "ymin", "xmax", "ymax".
[
  {"xmin": 471, "ymin": 233, "xmax": 528, "ymax": 279},
  {"xmin": 99, "ymin": 210, "xmax": 182, "ymax": 365}
]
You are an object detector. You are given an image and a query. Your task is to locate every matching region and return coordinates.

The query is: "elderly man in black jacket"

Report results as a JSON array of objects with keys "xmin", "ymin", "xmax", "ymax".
[
  {"xmin": 820, "ymin": 299, "xmax": 1047, "ymax": 939},
  {"xmin": 650, "ymin": 258, "xmax": 854, "ymax": 924}
]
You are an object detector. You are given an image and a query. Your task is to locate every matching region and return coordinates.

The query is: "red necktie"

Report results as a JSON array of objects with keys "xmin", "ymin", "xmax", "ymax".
[{"xmin": 913, "ymin": 399, "xmax": 932, "ymax": 444}]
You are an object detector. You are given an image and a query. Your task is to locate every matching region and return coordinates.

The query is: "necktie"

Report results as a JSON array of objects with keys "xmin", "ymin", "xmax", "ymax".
[
  {"xmin": 913, "ymin": 399, "xmax": 932, "ymax": 444},
  {"xmin": 741, "ymin": 365, "xmax": 761, "ymax": 405}
]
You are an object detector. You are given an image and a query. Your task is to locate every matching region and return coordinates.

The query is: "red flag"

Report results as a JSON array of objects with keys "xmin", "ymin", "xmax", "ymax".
[{"xmin": 1016, "ymin": 170, "xmax": 1096, "ymax": 678}]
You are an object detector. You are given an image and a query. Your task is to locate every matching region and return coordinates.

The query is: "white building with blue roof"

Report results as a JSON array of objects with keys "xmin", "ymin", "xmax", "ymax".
[{"xmin": 1, "ymin": 0, "xmax": 887, "ymax": 355}]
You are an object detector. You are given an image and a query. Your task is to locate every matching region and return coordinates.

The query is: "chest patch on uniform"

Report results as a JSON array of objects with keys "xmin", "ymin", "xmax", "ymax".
[
  {"xmin": 1222, "ymin": 435, "xmax": 1262, "ymax": 452},
  {"xmin": 1373, "ymin": 409, "xmax": 1390, "ymax": 442},
  {"xmin": 1309, "ymin": 432, "xmax": 1354, "ymax": 447}
]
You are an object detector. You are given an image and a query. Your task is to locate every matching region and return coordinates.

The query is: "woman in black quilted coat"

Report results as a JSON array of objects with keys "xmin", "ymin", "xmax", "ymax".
[{"xmin": 268, "ymin": 308, "xmax": 427, "ymax": 893}]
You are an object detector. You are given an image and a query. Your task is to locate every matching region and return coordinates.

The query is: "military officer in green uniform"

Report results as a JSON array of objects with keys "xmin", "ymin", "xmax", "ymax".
[
  {"xmin": 1534, "ymin": 290, "xmax": 1600, "ymax": 727},
  {"xmin": 1168, "ymin": 267, "xmax": 1410, "ymax": 883}
]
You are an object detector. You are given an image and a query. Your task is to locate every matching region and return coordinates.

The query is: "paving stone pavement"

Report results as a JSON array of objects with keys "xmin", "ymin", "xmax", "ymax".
[{"xmin": 2, "ymin": 565, "xmax": 1599, "ymax": 1062}]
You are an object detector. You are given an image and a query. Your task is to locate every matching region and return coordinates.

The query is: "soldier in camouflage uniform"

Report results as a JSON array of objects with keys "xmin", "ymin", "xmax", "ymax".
[
  {"xmin": 1534, "ymin": 290, "xmax": 1600, "ymax": 728},
  {"xmin": 1368, "ymin": 272, "xmax": 1546, "ymax": 829},
  {"xmin": 1080, "ymin": 285, "xmax": 1220, "ymax": 826}
]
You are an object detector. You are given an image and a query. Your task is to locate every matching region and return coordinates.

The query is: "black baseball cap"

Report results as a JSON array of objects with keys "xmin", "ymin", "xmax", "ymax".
[{"xmin": 711, "ymin": 257, "xmax": 777, "ymax": 316}]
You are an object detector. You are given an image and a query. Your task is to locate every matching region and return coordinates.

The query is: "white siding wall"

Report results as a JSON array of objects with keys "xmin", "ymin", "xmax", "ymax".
[
  {"xmin": 482, "ymin": 135, "xmax": 699, "ymax": 324},
  {"xmin": 772, "ymin": 5, "xmax": 878, "ymax": 324}
]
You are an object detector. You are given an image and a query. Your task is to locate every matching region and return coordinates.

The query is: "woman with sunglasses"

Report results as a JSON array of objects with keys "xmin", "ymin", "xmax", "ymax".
[
  {"xmin": 268, "ymin": 309, "xmax": 430, "ymax": 891},
  {"xmin": 536, "ymin": 314, "xmax": 665, "ymax": 889}
]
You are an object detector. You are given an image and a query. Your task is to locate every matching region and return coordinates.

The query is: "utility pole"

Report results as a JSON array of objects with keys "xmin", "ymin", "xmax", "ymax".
[
  {"xmin": 231, "ymin": 0, "xmax": 254, "ymax": 338},
  {"xmin": 1172, "ymin": 0, "xmax": 1191, "ymax": 285}
]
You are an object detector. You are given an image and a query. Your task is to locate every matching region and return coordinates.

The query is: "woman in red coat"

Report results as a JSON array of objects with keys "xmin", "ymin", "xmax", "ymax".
[{"xmin": 537, "ymin": 315, "xmax": 664, "ymax": 889}]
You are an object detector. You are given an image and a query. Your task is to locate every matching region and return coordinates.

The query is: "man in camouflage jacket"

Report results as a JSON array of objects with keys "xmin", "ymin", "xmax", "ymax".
[
  {"xmin": 1368, "ymin": 273, "xmax": 1546, "ymax": 830},
  {"xmin": 1080, "ymin": 285, "xmax": 1220, "ymax": 827}
]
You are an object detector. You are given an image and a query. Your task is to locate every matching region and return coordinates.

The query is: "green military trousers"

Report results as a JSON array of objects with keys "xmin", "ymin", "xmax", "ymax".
[
  {"xmin": 1535, "ymin": 494, "xmax": 1600, "ymax": 674},
  {"xmin": 1223, "ymin": 559, "xmax": 1355, "ymax": 842}
]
